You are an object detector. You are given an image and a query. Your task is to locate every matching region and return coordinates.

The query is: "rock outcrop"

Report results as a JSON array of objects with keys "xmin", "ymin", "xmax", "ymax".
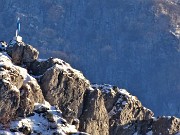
[
  {"xmin": 0, "ymin": 42, "xmax": 179, "ymax": 135},
  {"xmin": 9, "ymin": 102, "xmax": 87, "ymax": 135},
  {"xmin": 152, "ymin": 116, "xmax": 180, "ymax": 134},
  {"xmin": 0, "ymin": 53, "xmax": 22, "ymax": 123},
  {"xmin": 0, "ymin": 50, "xmax": 44, "ymax": 123},
  {"xmin": 79, "ymin": 89, "xmax": 109, "ymax": 135},
  {"xmin": 91, "ymin": 84, "xmax": 154, "ymax": 135},
  {"xmin": 39, "ymin": 59, "xmax": 90, "ymax": 123},
  {"xmin": 7, "ymin": 42, "xmax": 39, "ymax": 65},
  {"xmin": 17, "ymin": 79, "xmax": 44, "ymax": 117}
]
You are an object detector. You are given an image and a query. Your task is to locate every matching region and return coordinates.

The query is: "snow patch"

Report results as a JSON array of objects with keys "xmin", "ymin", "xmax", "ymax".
[
  {"xmin": 146, "ymin": 130, "xmax": 153, "ymax": 135},
  {"xmin": 37, "ymin": 58, "xmax": 47, "ymax": 62},
  {"xmin": 9, "ymin": 101, "xmax": 79, "ymax": 135},
  {"xmin": 0, "ymin": 130, "xmax": 23, "ymax": 135},
  {"xmin": 92, "ymin": 84, "xmax": 141, "ymax": 117},
  {"xmin": 0, "ymin": 52, "xmax": 36, "ymax": 85},
  {"xmin": 47, "ymin": 59, "xmax": 90, "ymax": 84}
]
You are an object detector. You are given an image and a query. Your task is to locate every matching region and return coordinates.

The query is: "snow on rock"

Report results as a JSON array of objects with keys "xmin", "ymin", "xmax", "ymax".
[
  {"xmin": 37, "ymin": 58, "xmax": 47, "ymax": 62},
  {"xmin": 7, "ymin": 42, "xmax": 39, "ymax": 65},
  {"xmin": 0, "ymin": 51, "xmax": 45, "ymax": 122},
  {"xmin": 0, "ymin": 51, "xmax": 87, "ymax": 134},
  {"xmin": 91, "ymin": 84, "xmax": 141, "ymax": 117},
  {"xmin": 48, "ymin": 58, "xmax": 90, "ymax": 84},
  {"xmin": 146, "ymin": 131, "xmax": 153, "ymax": 135},
  {"xmin": 1, "ymin": 42, "xmax": 179, "ymax": 134},
  {"xmin": 91, "ymin": 84, "xmax": 154, "ymax": 134},
  {"xmin": 0, "ymin": 52, "xmax": 35, "ymax": 86},
  {"xmin": 17, "ymin": 66, "xmax": 35, "ymax": 84},
  {"xmin": 0, "ymin": 52, "xmax": 13, "ymax": 66},
  {"xmin": 0, "ymin": 41, "xmax": 7, "ymax": 51},
  {"xmin": 39, "ymin": 58, "xmax": 91, "ymax": 124},
  {"xmin": 28, "ymin": 57, "xmax": 90, "ymax": 85},
  {"xmin": 6, "ymin": 101, "xmax": 86, "ymax": 135}
]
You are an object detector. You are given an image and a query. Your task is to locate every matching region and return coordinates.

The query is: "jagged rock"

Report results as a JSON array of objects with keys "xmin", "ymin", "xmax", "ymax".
[
  {"xmin": 0, "ymin": 80, "xmax": 20, "ymax": 124},
  {"xmin": 79, "ymin": 89, "xmax": 109, "ymax": 135},
  {"xmin": 0, "ymin": 53, "xmax": 24, "ymax": 89},
  {"xmin": 9, "ymin": 102, "xmax": 82, "ymax": 135},
  {"xmin": 39, "ymin": 58, "xmax": 90, "ymax": 123},
  {"xmin": 72, "ymin": 119, "xmax": 80, "ymax": 129},
  {"xmin": 152, "ymin": 116, "xmax": 180, "ymax": 134},
  {"xmin": 26, "ymin": 57, "xmax": 59, "ymax": 75},
  {"xmin": 0, "ymin": 53, "xmax": 23, "ymax": 123},
  {"xmin": 0, "ymin": 52, "xmax": 44, "ymax": 123},
  {"xmin": 18, "ymin": 125, "xmax": 32, "ymax": 135},
  {"xmin": 34, "ymin": 103, "xmax": 49, "ymax": 114},
  {"xmin": 43, "ymin": 111, "xmax": 55, "ymax": 122},
  {"xmin": 91, "ymin": 84, "xmax": 154, "ymax": 135},
  {"xmin": 0, "ymin": 41, "xmax": 7, "ymax": 51},
  {"xmin": 17, "ymin": 80, "xmax": 44, "ymax": 117},
  {"xmin": 7, "ymin": 42, "xmax": 39, "ymax": 65}
]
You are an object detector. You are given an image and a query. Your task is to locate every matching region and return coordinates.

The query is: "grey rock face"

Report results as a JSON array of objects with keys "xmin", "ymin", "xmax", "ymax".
[
  {"xmin": 39, "ymin": 58, "xmax": 90, "ymax": 123},
  {"xmin": 0, "ymin": 80, "xmax": 20, "ymax": 124},
  {"xmin": 79, "ymin": 89, "xmax": 109, "ymax": 135},
  {"xmin": 7, "ymin": 42, "xmax": 39, "ymax": 65},
  {"xmin": 17, "ymin": 80, "xmax": 44, "ymax": 117},
  {"xmin": 27, "ymin": 57, "xmax": 65, "ymax": 75},
  {"xmin": 22, "ymin": 44, "xmax": 39, "ymax": 63},
  {"xmin": 29, "ymin": 53, "xmax": 179, "ymax": 134},
  {"xmin": 91, "ymin": 84, "xmax": 154, "ymax": 135},
  {"xmin": 152, "ymin": 116, "xmax": 180, "ymax": 134},
  {"xmin": 0, "ymin": 50, "xmax": 44, "ymax": 123},
  {"xmin": 0, "ymin": 53, "xmax": 22, "ymax": 123}
]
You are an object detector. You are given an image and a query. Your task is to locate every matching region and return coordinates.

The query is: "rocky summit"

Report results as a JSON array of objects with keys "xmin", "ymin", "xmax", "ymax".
[
  {"xmin": 0, "ymin": 0, "xmax": 180, "ymax": 117},
  {"xmin": 0, "ymin": 41, "xmax": 179, "ymax": 135}
]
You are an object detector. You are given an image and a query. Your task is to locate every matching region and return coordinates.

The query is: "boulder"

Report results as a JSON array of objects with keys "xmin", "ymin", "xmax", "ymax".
[{"xmin": 7, "ymin": 42, "xmax": 39, "ymax": 65}]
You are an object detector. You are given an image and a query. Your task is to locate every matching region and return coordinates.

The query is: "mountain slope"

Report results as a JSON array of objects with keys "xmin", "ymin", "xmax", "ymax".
[
  {"xmin": 0, "ymin": 0, "xmax": 180, "ymax": 117},
  {"xmin": 0, "ymin": 41, "xmax": 179, "ymax": 135}
]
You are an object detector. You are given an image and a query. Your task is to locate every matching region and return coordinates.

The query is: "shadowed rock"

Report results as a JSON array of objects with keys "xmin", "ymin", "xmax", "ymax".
[{"xmin": 152, "ymin": 116, "xmax": 180, "ymax": 134}]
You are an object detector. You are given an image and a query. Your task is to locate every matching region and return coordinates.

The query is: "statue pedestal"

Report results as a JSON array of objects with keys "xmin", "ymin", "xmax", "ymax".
[{"xmin": 13, "ymin": 35, "xmax": 22, "ymax": 42}]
